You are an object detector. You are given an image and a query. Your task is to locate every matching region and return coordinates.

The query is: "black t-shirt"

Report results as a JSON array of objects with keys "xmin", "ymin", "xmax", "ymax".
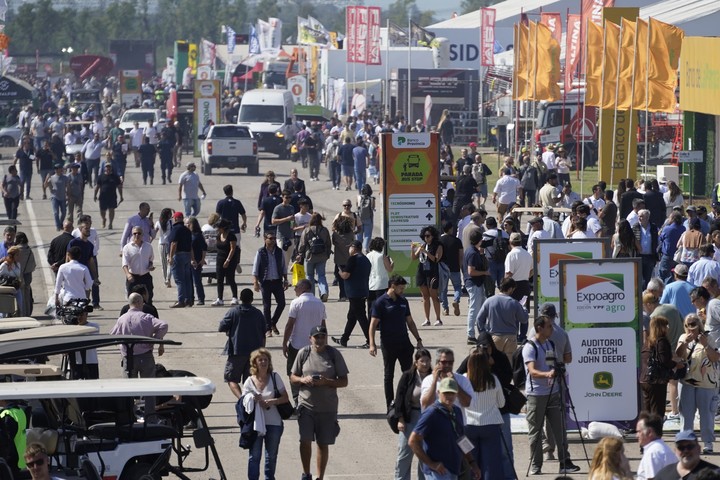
[
  {"xmin": 216, "ymin": 232, "xmax": 238, "ymax": 263},
  {"xmin": 138, "ymin": 143, "xmax": 156, "ymax": 163},
  {"xmin": 370, "ymin": 293, "xmax": 411, "ymax": 346},
  {"xmin": 343, "ymin": 253, "xmax": 371, "ymax": 298},
  {"xmin": 439, "ymin": 233, "xmax": 463, "ymax": 272},
  {"xmin": 455, "ymin": 175, "xmax": 478, "ymax": 200},
  {"xmin": 37, "ymin": 148, "xmax": 54, "ymax": 171},
  {"xmin": 462, "ymin": 246, "xmax": 487, "ymax": 287},
  {"xmin": 190, "ymin": 232, "xmax": 208, "ymax": 263},
  {"xmin": 654, "ymin": 459, "xmax": 719, "ymax": 480},
  {"xmin": 338, "ymin": 143, "xmax": 355, "ymax": 166},
  {"xmin": 67, "ymin": 237, "xmax": 94, "ymax": 266},
  {"xmin": 167, "ymin": 223, "xmax": 192, "ymax": 252},
  {"xmin": 261, "ymin": 195, "xmax": 281, "ymax": 229},
  {"xmin": 15, "ymin": 148, "xmax": 34, "ymax": 172},
  {"xmin": 216, "ymin": 197, "xmax": 247, "ymax": 234}
]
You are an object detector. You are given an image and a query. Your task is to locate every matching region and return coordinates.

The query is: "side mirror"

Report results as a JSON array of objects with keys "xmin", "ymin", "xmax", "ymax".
[{"xmin": 197, "ymin": 134, "xmax": 206, "ymax": 140}]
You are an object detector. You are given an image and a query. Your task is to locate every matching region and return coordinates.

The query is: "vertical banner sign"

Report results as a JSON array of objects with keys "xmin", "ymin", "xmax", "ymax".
[
  {"xmin": 580, "ymin": 0, "xmax": 614, "ymax": 75},
  {"xmin": 381, "ymin": 132, "xmax": 440, "ymax": 295},
  {"xmin": 188, "ymin": 43, "xmax": 198, "ymax": 75},
  {"xmin": 366, "ymin": 7, "xmax": 382, "ymax": 65},
  {"xmin": 480, "ymin": 8, "xmax": 496, "ymax": 67},
  {"xmin": 540, "ymin": 12, "xmax": 562, "ymax": 45},
  {"xmin": 532, "ymin": 238, "xmax": 609, "ymax": 319},
  {"xmin": 565, "ymin": 14, "xmax": 582, "ymax": 90},
  {"xmin": 559, "ymin": 258, "xmax": 641, "ymax": 422},
  {"xmin": 174, "ymin": 41, "xmax": 189, "ymax": 88},
  {"xmin": 193, "ymin": 80, "xmax": 220, "ymax": 157},
  {"xmin": 119, "ymin": 70, "xmax": 142, "ymax": 107},
  {"xmin": 355, "ymin": 7, "xmax": 368, "ymax": 65},
  {"xmin": 346, "ymin": 7, "xmax": 357, "ymax": 63},
  {"xmin": 599, "ymin": 7, "xmax": 638, "ymax": 183}
]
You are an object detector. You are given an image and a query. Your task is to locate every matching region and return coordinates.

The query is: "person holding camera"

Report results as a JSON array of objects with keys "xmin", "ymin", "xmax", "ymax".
[
  {"xmin": 524, "ymin": 315, "xmax": 580, "ymax": 475},
  {"xmin": 675, "ymin": 313, "xmax": 720, "ymax": 454}
]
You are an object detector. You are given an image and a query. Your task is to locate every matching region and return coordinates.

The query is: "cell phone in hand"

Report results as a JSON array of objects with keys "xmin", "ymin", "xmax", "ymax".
[{"xmin": 312, "ymin": 374, "xmax": 321, "ymax": 380}]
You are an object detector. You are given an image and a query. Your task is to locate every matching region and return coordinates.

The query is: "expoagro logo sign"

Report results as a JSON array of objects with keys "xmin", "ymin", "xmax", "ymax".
[
  {"xmin": 564, "ymin": 261, "xmax": 637, "ymax": 325},
  {"xmin": 548, "ymin": 252, "xmax": 593, "ymax": 278},
  {"xmin": 575, "ymin": 273, "xmax": 626, "ymax": 313}
]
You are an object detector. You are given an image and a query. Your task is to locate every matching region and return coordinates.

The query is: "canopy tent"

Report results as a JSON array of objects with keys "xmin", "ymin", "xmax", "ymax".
[{"xmin": 0, "ymin": 75, "xmax": 36, "ymax": 101}]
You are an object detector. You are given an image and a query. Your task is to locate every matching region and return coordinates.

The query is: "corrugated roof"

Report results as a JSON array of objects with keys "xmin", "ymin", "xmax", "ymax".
[{"xmin": 641, "ymin": 0, "xmax": 720, "ymax": 24}]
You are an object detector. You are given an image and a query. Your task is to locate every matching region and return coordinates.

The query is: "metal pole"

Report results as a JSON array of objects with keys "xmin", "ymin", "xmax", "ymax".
[
  {"xmin": 644, "ymin": 20, "xmax": 651, "ymax": 182},
  {"xmin": 598, "ymin": 20, "xmax": 608, "ymax": 191},
  {"xmin": 407, "ymin": 13, "xmax": 412, "ymax": 126},
  {"xmin": 609, "ymin": 22, "xmax": 622, "ymax": 191},
  {"xmin": 580, "ymin": 18, "xmax": 590, "ymax": 195},
  {"xmin": 529, "ymin": 21, "xmax": 538, "ymax": 157},
  {"xmin": 513, "ymin": 23, "xmax": 520, "ymax": 159},
  {"xmin": 385, "ymin": 19, "xmax": 390, "ymax": 116}
]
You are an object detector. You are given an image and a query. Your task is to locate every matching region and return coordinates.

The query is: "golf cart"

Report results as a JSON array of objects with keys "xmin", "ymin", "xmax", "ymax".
[{"xmin": 0, "ymin": 334, "xmax": 226, "ymax": 480}]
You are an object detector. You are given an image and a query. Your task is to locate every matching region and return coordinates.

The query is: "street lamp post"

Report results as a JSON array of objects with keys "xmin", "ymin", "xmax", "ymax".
[{"xmin": 60, "ymin": 46, "xmax": 73, "ymax": 74}]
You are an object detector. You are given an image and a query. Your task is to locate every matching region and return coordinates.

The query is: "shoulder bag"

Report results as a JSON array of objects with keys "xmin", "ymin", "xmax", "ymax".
[{"xmin": 271, "ymin": 372, "xmax": 295, "ymax": 419}]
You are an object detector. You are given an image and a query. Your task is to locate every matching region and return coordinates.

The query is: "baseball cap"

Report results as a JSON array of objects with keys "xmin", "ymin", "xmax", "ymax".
[
  {"xmin": 310, "ymin": 325, "xmax": 328, "ymax": 337},
  {"xmin": 172, "ymin": 212, "xmax": 184, "ymax": 220},
  {"xmin": 469, "ymin": 142, "xmax": 477, "ymax": 148},
  {"xmin": 529, "ymin": 216, "xmax": 543, "ymax": 225},
  {"xmin": 509, "ymin": 232, "xmax": 522, "ymax": 244},
  {"xmin": 350, "ymin": 240, "xmax": 363, "ymax": 250},
  {"xmin": 54, "ymin": 163, "xmax": 64, "ymax": 169},
  {"xmin": 543, "ymin": 206, "xmax": 555, "ymax": 217},
  {"xmin": 70, "ymin": 163, "xmax": 81, "ymax": 169},
  {"xmin": 438, "ymin": 377, "xmax": 459, "ymax": 394},
  {"xmin": 540, "ymin": 303, "xmax": 558, "ymax": 318},
  {"xmin": 675, "ymin": 430, "xmax": 697, "ymax": 443},
  {"xmin": 686, "ymin": 205, "xmax": 696, "ymax": 212},
  {"xmin": 673, "ymin": 264, "xmax": 689, "ymax": 277}
]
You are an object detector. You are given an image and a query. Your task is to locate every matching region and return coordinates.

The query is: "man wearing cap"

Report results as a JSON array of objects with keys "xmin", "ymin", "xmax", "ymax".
[
  {"xmin": 527, "ymin": 215, "xmax": 550, "ymax": 255},
  {"xmin": 538, "ymin": 173, "xmax": 561, "ymax": 208},
  {"xmin": 65, "ymin": 163, "xmax": 84, "ymax": 223},
  {"xmin": 660, "ymin": 264, "xmax": 696, "ymax": 318},
  {"xmin": 505, "ymin": 232, "xmax": 533, "ymax": 310},
  {"xmin": 178, "ymin": 163, "xmax": 206, "ymax": 217},
  {"xmin": 409, "ymin": 377, "xmax": 481, "ymax": 480},
  {"xmin": 44, "ymin": 163, "xmax": 68, "ymax": 231},
  {"xmin": 290, "ymin": 325, "xmax": 349, "ymax": 480},
  {"xmin": 167, "ymin": 211, "xmax": 194, "ymax": 308},
  {"xmin": 636, "ymin": 412, "xmax": 678, "ymax": 480},
  {"xmin": 368, "ymin": 274, "xmax": 423, "ymax": 407},
  {"xmin": 463, "ymin": 229, "xmax": 491, "ymax": 344},
  {"xmin": 524, "ymin": 315, "xmax": 580, "ymax": 475},
  {"xmin": 219, "ymin": 288, "xmax": 266, "ymax": 399},
  {"xmin": 493, "ymin": 168, "xmax": 521, "ymax": 217},
  {"xmin": 654, "ymin": 431, "xmax": 717, "ymax": 479}
]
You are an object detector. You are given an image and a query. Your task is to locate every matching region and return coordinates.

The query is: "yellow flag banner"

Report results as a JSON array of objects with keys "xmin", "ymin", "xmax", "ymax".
[
  {"xmin": 648, "ymin": 18, "xmax": 684, "ymax": 112},
  {"xmin": 534, "ymin": 22, "xmax": 561, "ymax": 101},
  {"xmin": 512, "ymin": 24, "xmax": 529, "ymax": 100},
  {"xmin": 585, "ymin": 21, "xmax": 603, "ymax": 107},
  {"xmin": 632, "ymin": 19, "xmax": 648, "ymax": 110},
  {"xmin": 616, "ymin": 19, "xmax": 635, "ymax": 111},
  {"xmin": 528, "ymin": 21, "xmax": 538, "ymax": 100},
  {"xmin": 601, "ymin": 21, "xmax": 620, "ymax": 110}
]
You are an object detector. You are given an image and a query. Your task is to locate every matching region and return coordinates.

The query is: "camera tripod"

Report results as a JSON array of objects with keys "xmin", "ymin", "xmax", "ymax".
[{"xmin": 525, "ymin": 363, "xmax": 591, "ymax": 476}]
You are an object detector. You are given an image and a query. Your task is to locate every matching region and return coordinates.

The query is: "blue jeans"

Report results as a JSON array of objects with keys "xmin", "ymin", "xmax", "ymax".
[
  {"xmin": 248, "ymin": 423, "xmax": 284, "ymax": 480},
  {"xmin": 440, "ymin": 271, "xmax": 462, "ymax": 311},
  {"xmin": 355, "ymin": 166, "xmax": 366, "ymax": 192},
  {"xmin": 466, "ymin": 283, "xmax": 486, "ymax": 338},
  {"xmin": 489, "ymin": 260, "xmax": 505, "ymax": 289},
  {"xmin": 500, "ymin": 413, "xmax": 515, "ymax": 480},
  {"xmin": 305, "ymin": 260, "xmax": 328, "ymax": 297},
  {"xmin": 19, "ymin": 169, "xmax": 31, "ymax": 198},
  {"xmin": 191, "ymin": 264, "xmax": 205, "ymax": 302},
  {"xmin": 657, "ymin": 254, "xmax": 676, "ymax": 284},
  {"xmin": 361, "ymin": 220, "xmax": 373, "ymax": 252},
  {"xmin": 679, "ymin": 383, "xmax": 717, "ymax": 449},
  {"xmin": 423, "ymin": 470, "xmax": 457, "ymax": 480},
  {"xmin": 171, "ymin": 252, "xmax": 193, "ymax": 303},
  {"xmin": 466, "ymin": 424, "xmax": 504, "ymax": 480},
  {"xmin": 329, "ymin": 160, "xmax": 341, "ymax": 188},
  {"xmin": 183, "ymin": 198, "xmax": 201, "ymax": 217},
  {"xmin": 395, "ymin": 409, "xmax": 425, "ymax": 480},
  {"xmin": 51, "ymin": 197, "xmax": 67, "ymax": 230}
]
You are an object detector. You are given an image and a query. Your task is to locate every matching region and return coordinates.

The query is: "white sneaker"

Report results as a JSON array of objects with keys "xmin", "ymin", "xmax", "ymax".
[
  {"xmin": 230, "ymin": 297, "xmax": 239, "ymax": 305},
  {"xmin": 212, "ymin": 298, "xmax": 224, "ymax": 306},
  {"xmin": 421, "ymin": 319, "xmax": 431, "ymax": 326}
]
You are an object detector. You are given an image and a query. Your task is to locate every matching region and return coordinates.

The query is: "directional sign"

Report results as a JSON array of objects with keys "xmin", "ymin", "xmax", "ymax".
[{"xmin": 678, "ymin": 150, "xmax": 703, "ymax": 163}]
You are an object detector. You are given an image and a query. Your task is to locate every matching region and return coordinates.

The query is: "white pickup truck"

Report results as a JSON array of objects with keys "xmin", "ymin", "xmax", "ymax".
[{"xmin": 199, "ymin": 124, "xmax": 258, "ymax": 175}]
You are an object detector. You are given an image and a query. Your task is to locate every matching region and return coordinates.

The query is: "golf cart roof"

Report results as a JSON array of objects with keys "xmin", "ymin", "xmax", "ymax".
[
  {"xmin": 0, "ymin": 334, "xmax": 181, "ymax": 362},
  {"xmin": 0, "ymin": 363, "xmax": 62, "ymax": 377},
  {"xmin": 0, "ymin": 376, "xmax": 215, "ymax": 399},
  {"xmin": 0, "ymin": 324, "xmax": 98, "ymax": 341},
  {"xmin": 294, "ymin": 104, "xmax": 333, "ymax": 122},
  {"xmin": 0, "ymin": 319, "xmax": 43, "ymax": 332}
]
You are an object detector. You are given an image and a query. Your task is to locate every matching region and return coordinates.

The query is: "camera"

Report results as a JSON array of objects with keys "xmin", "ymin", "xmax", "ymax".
[
  {"xmin": 56, "ymin": 298, "xmax": 93, "ymax": 325},
  {"xmin": 553, "ymin": 362, "xmax": 567, "ymax": 377},
  {"xmin": 311, "ymin": 374, "xmax": 321, "ymax": 381}
]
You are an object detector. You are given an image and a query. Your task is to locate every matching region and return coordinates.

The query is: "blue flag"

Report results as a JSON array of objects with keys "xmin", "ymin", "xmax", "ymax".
[
  {"xmin": 226, "ymin": 25, "xmax": 237, "ymax": 54},
  {"xmin": 249, "ymin": 25, "xmax": 260, "ymax": 54}
]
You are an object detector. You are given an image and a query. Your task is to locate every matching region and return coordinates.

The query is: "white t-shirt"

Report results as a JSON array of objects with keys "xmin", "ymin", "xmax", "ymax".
[
  {"xmin": 505, "ymin": 246, "xmax": 533, "ymax": 280},
  {"xmin": 420, "ymin": 373, "xmax": 474, "ymax": 422},
  {"xmin": 636, "ymin": 439, "xmax": 677, "ymax": 480},
  {"xmin": 242, "ymin": 372, "xmax": 287, "ymax": 426},
  {"xmin": 178, "ymin": 171, "xmax": 200, "ymax": 199},
  {"xmin": 493, "ymin": 175, "xmax": 520, "ymax": 205}
]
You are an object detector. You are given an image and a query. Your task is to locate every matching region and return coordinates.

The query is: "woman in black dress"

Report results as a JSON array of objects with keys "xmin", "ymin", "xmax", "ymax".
[
  {"xmin": 93, "ymin": 164, "xmax": 123, "ymax": 229},
  {"xmin": 211, "ymin": 219, "xmax": 238, "ymax": 306},
  {"xmin": 411, "ymin": 225, "xmax": 444, "ymax": 326}
]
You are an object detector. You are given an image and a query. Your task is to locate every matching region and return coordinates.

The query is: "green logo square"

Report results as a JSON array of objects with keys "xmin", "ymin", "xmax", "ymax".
[{"xmin": 593, "ymin": 372, "xmax": 613, "ymax": 390}]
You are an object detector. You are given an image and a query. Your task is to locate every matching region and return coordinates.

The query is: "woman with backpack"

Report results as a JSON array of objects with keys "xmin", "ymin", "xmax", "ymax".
[
  {"xmin": 356, "ymin": 184, "xmax": 375, "ymax": 252},
  {"xmin": 297, "ymin": 213, "xmax": 332, "ymax": 302}
]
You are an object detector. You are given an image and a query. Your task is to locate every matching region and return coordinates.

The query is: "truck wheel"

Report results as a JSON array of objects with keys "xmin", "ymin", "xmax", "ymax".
[{"xmin": 248, "ymin": 163, "xmax": 259, "ymax": 176}]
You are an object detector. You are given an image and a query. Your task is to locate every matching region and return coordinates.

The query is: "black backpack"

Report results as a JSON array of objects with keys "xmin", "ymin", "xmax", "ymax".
[
  {"xmin": 512, "ymin": 339, "xmax": 555, "ymax": 391},
  {"xmin": 307, "ymin": 227, "xmax": 327, "ymax": 255},
  {"xmin": 492, "ymin": 231, "xmax": 509, "ymax": 263}
]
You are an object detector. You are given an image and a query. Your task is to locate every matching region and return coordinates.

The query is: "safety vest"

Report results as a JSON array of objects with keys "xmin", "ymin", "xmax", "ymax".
[{"xmin": 0, "ymin": 407, "xmax": 27, "ymax": 469}]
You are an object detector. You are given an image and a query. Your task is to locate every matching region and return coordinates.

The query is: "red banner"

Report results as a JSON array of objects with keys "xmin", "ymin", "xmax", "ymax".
[
  {"xmin": 346, "ymin": 7, "xmax": 357, "ymax": 63},
  {"xmin": 480, "ymin": 8, "xmax": 496, "ymax": 67},
  {"xmin": 541, "ymin": 12, "xmax": 562, "ymax": 45},
  {"xmin": 366, "ymin": 7, "xmax": 382, "ymax": 65},
  {"xmin": 565, "ymin": 14, "xmax": 582, "ymax": 90},
  {"xmin": 355, "ymin": 7, "xmax": 368, "ymax": 64},
  {"xmin": 580, "ymin": 0, "xmax": 615, "ymax": 74}
]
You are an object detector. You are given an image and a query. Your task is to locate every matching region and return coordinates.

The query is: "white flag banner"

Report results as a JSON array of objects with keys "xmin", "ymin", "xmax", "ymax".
[
  {"xmin": 269, "ymin": 17, "xmax": 283, "ymax": 50},
  {"xmin": 355, "ymin": 6, "xmax": 368, "ymax": 64},
  {"xmin": 257, "ymin": 19, "xmax": 272, "ymax": 53},
  {"xmin": 366, "ymin": 7, "xmax": 381, "ymax": 65},
  {"xmin": 200, "ymin": 38, "xmax": 216, "ymax": 67}
]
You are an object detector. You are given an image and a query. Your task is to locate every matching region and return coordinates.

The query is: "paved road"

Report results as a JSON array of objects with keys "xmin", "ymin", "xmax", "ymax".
[{"xmin": 7, "ymin": 149, "xmax": 673, "ymax": 478}]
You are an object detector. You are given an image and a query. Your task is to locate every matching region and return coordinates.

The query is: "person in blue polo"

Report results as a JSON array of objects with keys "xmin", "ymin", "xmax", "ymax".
[{"xmin": 408, "ymin": 377, "xmax": 481, "ymax": 480}]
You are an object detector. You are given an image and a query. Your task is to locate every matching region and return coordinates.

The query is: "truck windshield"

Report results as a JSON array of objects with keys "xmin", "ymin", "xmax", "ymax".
[
  {"xmin": 239, "ymin": 105, "xmax": 284, "ymax": 123},
  {"xmin": 122, "ymin": 112, "xmax": 156, "ymax": 123},
  {"xmin": 542, "ymin": 107, "xmax": 571, "ymax": 128}
]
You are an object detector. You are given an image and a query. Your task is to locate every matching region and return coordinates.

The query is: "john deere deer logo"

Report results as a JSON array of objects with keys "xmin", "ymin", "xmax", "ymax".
[{"xmin": 593, "ymin": 372, "xmax": 613, "ymax": 390}]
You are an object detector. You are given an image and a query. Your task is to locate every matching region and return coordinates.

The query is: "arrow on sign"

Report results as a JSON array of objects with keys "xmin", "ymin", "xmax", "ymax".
[
  {"xmin": 426, "ymin": 213, "xmax": 434, "ymax": 221},
  {"xmin": 425, "ymin": 199, "xmax": 433, "ymax": 207}
]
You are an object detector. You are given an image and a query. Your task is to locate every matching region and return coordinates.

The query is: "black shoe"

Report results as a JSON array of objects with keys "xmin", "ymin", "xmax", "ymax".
[
  {"xmin": 357, "ymin": 342, "xmax": 370, "ymax": 349},
  {"xmin": 331, "ymin": 336, "xmax": 348, "ymax": 347},
  {"xmin": 559, "ymin": 462, "xmax": 581, "ymax": 473},
  {"xmin": 170, "ymin": 301, "xmax": 186, "ymax": 308},
  {"xmin": 467, "ymin": 336, "xmax": 477, "ymax": 345},
  {"xmin": 530, "ymin": 467, "xmax": 542, "ymax": 475}
]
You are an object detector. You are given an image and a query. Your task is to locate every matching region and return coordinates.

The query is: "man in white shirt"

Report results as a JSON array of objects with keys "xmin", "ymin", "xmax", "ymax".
[
  {"xmin": 584, "ymin": 184, "xmax": 606, "ymax": 212},
  {"xmin": 122, "ymin": 225, "xmax": 155, "ymax": 302},
  {"xmin": 128, "ymin": 121, "xmax": 145, "ymax": 168},
  {"xmin": 636, "ymin": 412, "xmax": 678, "ymax": 480},
  {"xmin": 505, "ymin": 232, "xmax": 534, "ymax": 313},
  {"xmin": 420, "ymin": 347, "xmax": 473, "ymax": 412},
  {"xmin": 493, "ymin": 168, "xmax": 521, "ymax": 217},
  {"xmin": 71, "ymin": 214, "xmax": 102, "ymax": 310},
  {"xmin": 143, "ymin": 119, "xmax": 159, "ymax": 146},
  {"xmin": 541, "ymin": 144, "xmax": 556, "ymax": 174},
  {"xmin": 626, "ymin": 198, "xmax": 645, "ymax": 227},
  {"xmin": 54, "ymin": 246, "xmax": 93, "ymax": 308},
  {"xmin": 527, "ymin": 216, "xmax": 551, "ymax": 256},
  {"xmin": 576, "ymin": 204, "xmax": 602, "ymax": 237}
]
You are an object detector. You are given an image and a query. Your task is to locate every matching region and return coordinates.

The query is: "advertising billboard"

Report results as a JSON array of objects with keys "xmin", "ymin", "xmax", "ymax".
[{"xmin": 193, "ymin": 80, "xmax": 221, "ymax": 157}]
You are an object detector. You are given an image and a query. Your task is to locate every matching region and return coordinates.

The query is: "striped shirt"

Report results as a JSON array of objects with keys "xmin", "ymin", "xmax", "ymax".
[{"xmin": 464, "ymin": 374, "xmax": 505, "ymax": 426}]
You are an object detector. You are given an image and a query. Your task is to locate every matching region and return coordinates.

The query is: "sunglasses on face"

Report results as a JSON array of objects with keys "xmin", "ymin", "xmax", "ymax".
[
  {"xmin": 677, "ymin": 443, "xmax": 697, "ymax": 452},
  {"xmin": 26, "ymin": 458, "xmax": 45, "ymax": 468},
  {"xmin": 313, "ymin": 334, "xmax": 327, "ymax": 339},
  {"xmin": 343, "ymin": 204, "xmax": 351, "ymax": 207},
  {"xmin": 686, "ymin": 322, "xmax": 698, "ymax": 328},
  {"xmin": 132, "ymin": 232, "xmax": 142, "ymax": 236}
]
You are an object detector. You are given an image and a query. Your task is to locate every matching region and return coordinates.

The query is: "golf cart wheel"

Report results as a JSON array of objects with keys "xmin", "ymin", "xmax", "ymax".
[{"xmin": 122, "ymin": 462, "xmax": 156, "ymax": 480}]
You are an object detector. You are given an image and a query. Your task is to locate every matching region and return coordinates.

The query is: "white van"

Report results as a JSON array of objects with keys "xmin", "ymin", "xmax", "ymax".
[{"xmin": 237, "ymin": 89, "xmax": 294, "ymax": 158}]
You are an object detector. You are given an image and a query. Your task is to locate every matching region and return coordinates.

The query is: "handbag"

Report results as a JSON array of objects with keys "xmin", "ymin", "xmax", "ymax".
[
  {"xmin": 271, "ymin": 372, "xmax": 295, "ymax": 420},
  {"xmin": 673, "ymin": 342, "xmax": 696, "ymax": 381},
  {"xmin": 502, "ymin": 385, "xmax": 527, "ymax": 414},
  {"xmin": 386, "ymin": 400, "xmax": 400, "ymax": 434},
  {"xmin": 647, "ymin": 345, "xmax": 674, "ymax": 383},
  {"xmin": 673, "ymin": 246, "xmax": 684, "ymax": 263},
  {"xmin": 291, "ymin": 262, "xmax": 306, "ymax": 286}
]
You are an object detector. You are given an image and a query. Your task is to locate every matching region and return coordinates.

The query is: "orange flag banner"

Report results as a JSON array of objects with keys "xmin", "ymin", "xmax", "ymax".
[
  {"xmin": 601, "ymin": 21, "xmax": 620, "ymax": 110},
  {"xmin": 534, "ymin": 22, "xmax": 561, "ymax": 101},
  {"xmin": 648, "ymin": 18, "xmax": 684, "ymax": 112},
  {"xmin": 512, "ymin": 23, "xmax": 529, "ymax": 100},
  {"xmin": 632, "ymin": 19, "xmax": 648, "ymax": 110},
  {"xmin": 585, "ymin": 21, "xmax": 604, "ymax": 107},
  {"xmin": 616, "ymin": 18, "xmax": 635, "ymax": 110}
]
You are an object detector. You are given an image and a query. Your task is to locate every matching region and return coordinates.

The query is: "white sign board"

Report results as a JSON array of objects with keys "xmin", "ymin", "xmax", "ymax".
[
  {"xmin": 387, "ymin": 193, "xmax": 436, "ymax": 250},
  {"xmin": 287, "ymin": 75, "xmax": 307, "ymax": 105},
  {"xmin": 559, "ymin": 258, "xmax": 641, "ymax": 422},
  {"xmin": 678, "ymin": 150, "xmax": 703, "ymax": 163}
]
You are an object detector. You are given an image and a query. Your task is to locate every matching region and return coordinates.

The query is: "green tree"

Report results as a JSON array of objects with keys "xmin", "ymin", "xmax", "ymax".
[
  {"xmin": 460, "ymin": 0, "xmax": 501, "ymax": 15},
  {"xmin": 384, "ymin": 0, "xmax": 435, "ymax": 28}
]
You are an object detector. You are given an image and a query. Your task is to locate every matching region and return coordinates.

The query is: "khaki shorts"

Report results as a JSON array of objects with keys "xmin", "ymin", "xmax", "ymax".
[{"xmin": 297, "ymin": 406, "xmax": 340, "ymax": 445}]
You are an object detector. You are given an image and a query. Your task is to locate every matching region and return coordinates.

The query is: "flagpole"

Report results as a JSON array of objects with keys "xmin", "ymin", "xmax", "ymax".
[
  {"xmin": 345, "ymin": 10, "xmax": 349, "ymax": 117},
  {"xmin": 580, "ymin": 18, "xmax": 589, "ymax": 195},
  {"xmin": 513, "ymin": 22, "xmax": 520, "ymax": 159},
  {"xmin": 628, "ymin": 19, "xmax": 638, "ymax": 180},
  {"xmin": 385, "ymin": 19, "xmax": 390, "ymax": 116},
  {"xmin": 644, "ymin": 19, "xmax": 651, "ymax": 180},
  {"xmin": 407, "ymin": 13, "xmax": 412, "ymax": 126},
  {"xmin": 598, "ymin": 20, "xmax": 607, "ymax": 192},
  {"xmin": 530, "ymin": 21, "xmax": 538, "ymax": 158},
  {"xmin": 610, "ymin": 21, "xmax": 623, "ymax": 191}
]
